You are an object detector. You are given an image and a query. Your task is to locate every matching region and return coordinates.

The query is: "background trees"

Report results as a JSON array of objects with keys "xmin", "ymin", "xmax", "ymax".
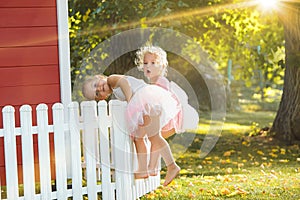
[
  {"xmin": 69, "ymin": 0, "xmax": 300, "ymax": 143},
  {"xmin": 69, "ymin": 0, "xmax": 284, "ymax": 105}
]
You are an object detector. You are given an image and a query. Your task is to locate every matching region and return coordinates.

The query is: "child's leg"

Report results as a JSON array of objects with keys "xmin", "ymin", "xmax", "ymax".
[
  {"xmin": 161, "ymin": 128, "xmax": 176, "ymax": 139},
  {"xmin": 148, "ymin": 128, "xmax": 176, "ymax": 176},
  {"xmin": 148, "ymin": 134, "xmax": 180, "ymax": 186},
  {"xmin": 145, "ymin": 116, "xmax": 180, "ymax": 186},
  {"xmin": 147, "ymin": 141, "xmax": 160, "ymax": 176},
  {"xmin": 133, "ymin": 136, "xmax": 149, "ymax": 179},
  {"xmin": 133, "ymin": 125, "xmax": 148, "ymax": 179}
]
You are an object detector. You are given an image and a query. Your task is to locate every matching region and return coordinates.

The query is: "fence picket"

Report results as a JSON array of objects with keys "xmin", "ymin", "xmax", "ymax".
[
  {"xmin": 81, "ymin": 101, "xmax": 98, "ymax": 200},
  {"xmin": 98, "ymin": 100, "xmax": 115, "ymax": 200},
  {"xmin": 135, "ymin": 179, "xmax": 145, "ymax": 198},
  {"xmin": 36, "ymin": 104, "xmax": 52, "ymax": 199},
  {"xmin": 68, "ymin": 102, "xmax": 83, "ymax": 199},
  {"xmin": 3, "ymin": 106, "xmax": 19, "ymax": 199},
  {"xmin": 110, "ymin": 100, "xmax": 134, "ymax": 200},
  {"xmin": 20, "ymin": 105, "xmax": 36, "ymax": 199},
  {"xmin": 52, "ymin": 103, "xmax": 68, "ymax": 199}
]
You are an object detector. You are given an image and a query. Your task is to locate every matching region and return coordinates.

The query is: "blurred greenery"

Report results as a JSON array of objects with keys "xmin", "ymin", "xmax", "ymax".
[{"xmin": 68, "ymin": 0, "xmax": 285, "ymax": 112}]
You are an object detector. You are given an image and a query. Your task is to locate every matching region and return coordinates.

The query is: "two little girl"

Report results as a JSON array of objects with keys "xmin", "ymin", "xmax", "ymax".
[{"xmin": 82, "ymin": 45, "xmax": 198, "ymax": 186}]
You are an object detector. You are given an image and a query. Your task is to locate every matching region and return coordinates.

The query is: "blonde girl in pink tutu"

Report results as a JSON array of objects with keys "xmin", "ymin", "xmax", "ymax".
[
  {"xmin": 136, "ymin": 45, "xmax": 183, "ymax": 138},
  {"xmin": 135, "ymin": 44, "xmax": 199, "ymax": 176},
  {"xmin": 82, "ymin": 74, "xmax": 181, "ymax": 186}
]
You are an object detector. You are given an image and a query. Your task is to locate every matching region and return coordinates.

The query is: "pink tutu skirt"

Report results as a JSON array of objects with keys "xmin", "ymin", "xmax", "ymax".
[
  {"xmin": 155, "ymin": 77, "xmax": 183, "ymax": 133},
  {"xmin": 156, "ymin": 76, "xmax": 199, "ymax": 133},
  {"xmin": 161, "ymin": 92, "xmax": 183, "ymax": 133},
  {"xmin": 126, "ymin": 85, "xmax": 181, "ymax": 136}
]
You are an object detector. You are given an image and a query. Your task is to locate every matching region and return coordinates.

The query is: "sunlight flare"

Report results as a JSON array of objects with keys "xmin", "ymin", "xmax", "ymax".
[{"xmin": 256, "ymin": 0, "xmax": 278, "ymax": 10}]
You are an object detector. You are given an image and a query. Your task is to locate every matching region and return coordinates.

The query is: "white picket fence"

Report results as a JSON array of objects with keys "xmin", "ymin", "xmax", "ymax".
[{"xmin": 0, "ymin": 100, "xmax": 160, "ymax": 200}]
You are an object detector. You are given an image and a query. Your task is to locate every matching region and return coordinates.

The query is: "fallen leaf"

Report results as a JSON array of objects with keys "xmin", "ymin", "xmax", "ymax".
[
  {"xmin": 226, "ymin": 168, "xmax": 233, "ymax": 174},
  {"xmin": 237, "ymin": 187, "xmax": 249, "ymax": 194},
  {"xmin": 223, "ymin": 151, "xmax": 232, "ymax": 157},
  {"xmin": 257, "ymin": 150, "xmax": 264, "ymax": 155},
  {"xmin": 221, "ymin": 187, "xmax": 231, "ymax": 195},
  {"xmin": 279, "ymin": 159, "xmax": 289, "ymax": 163}
]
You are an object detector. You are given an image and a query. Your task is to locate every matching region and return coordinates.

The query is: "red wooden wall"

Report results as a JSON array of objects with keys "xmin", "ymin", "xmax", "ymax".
[{"xmin": 0, "ymin": 0, "xmax": 61, "ymax": 186}]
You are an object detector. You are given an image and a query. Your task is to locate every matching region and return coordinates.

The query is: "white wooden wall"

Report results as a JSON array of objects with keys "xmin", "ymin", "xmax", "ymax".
[{"xmin": 0, "ymin": 100, "xmax": 160, "ymax": 200}]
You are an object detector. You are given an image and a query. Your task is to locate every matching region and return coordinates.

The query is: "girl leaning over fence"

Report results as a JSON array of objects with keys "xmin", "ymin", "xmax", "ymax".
[{"xmin": 82, "ymin": 74, "xmax": 181, "ymax": 186}]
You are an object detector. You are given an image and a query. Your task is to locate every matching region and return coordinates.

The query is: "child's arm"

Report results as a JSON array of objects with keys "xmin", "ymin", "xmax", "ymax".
[{"xmin": 107, "ymin": 74, "xmax": 132, "ymax": 102}]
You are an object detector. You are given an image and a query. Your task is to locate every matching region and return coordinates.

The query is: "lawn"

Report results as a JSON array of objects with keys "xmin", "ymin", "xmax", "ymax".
[{"xmin": 142, "ymin": 108, "xmax": 300, "ymax": 199}]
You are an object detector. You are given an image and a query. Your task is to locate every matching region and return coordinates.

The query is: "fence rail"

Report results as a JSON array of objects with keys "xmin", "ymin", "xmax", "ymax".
[{"xmin": 0, "ymin": 100, "xmax": 160, "ymax": 200}]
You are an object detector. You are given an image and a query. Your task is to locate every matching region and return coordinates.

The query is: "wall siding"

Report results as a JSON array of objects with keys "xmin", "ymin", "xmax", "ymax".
[
  {"xmin": 0, "ymin": 8, "xmax": 57, "ymax": 27},
  {"xmin": 0, "ymin": 27, "xmax": 58, "ymax": 47},
  {"xmin": 1, "ymin": 0, "xmax": 55, "ymax": 7},
  {"xmin": 0, "ymin": 0, "xmax": 60, "ymax": 186}
]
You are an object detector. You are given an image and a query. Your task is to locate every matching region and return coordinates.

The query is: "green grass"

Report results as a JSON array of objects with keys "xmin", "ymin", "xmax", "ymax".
[{"xmin": 142, "ymin": 109, "xmax": 300, "ymax": 200}]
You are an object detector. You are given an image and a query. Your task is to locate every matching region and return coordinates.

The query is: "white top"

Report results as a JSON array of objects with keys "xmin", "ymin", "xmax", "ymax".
[{"xmin": 112, "ymin": 76, "xmax": 147, "ymax": 101}]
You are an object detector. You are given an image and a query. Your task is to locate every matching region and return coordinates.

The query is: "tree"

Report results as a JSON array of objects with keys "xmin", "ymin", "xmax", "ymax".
[
  {"xmin": 69, "ymin": 0, "xmax": 285, "ymax": 110},
  {"xmin": 271, "ymin": 2, "xmax": 300, "ymax": 143}
]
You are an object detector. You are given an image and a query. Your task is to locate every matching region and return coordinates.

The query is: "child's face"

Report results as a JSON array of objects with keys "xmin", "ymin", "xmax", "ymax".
[
  {"xmin": 143, "ymin": 53, "xmax": 164, "ymax": 80},
  {"xmin": 83, "ymin": 75, "xmax": 112, "ymax": 101}
]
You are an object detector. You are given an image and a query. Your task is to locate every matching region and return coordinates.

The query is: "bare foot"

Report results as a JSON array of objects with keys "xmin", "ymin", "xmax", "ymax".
[
  {"xmin": 163, "ymin": 163, "xmax": 180, "ymax": 186},
  {"xmin": 134, "ymin": 171, "xmax": 149, "ymax": 179}
]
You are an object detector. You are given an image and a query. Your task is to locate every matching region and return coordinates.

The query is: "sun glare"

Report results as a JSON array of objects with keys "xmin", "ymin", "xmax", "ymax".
[{"xmin": 256, "ymin": 0, "xmax": 278, "ymax": 10}]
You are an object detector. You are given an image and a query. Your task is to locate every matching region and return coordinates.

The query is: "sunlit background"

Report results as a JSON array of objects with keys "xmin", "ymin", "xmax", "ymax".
[{"xmin": 256, "ymin": 0, "xmax": 279, "ymax": 10}]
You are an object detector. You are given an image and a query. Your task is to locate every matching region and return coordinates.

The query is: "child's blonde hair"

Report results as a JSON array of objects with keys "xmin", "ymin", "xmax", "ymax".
[
  {"xmin": 82, "ymin": 74, "xmax": 107, "ymax": 100},
  {"xmin": 135, "ymin": 45, "xmax": 168, "ymax": 77}
]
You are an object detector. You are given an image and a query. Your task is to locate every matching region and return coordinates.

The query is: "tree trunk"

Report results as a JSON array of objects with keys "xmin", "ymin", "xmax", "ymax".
[{"xmin": 271, "ymin": 3, "xmax": 300, "ymax": 143}]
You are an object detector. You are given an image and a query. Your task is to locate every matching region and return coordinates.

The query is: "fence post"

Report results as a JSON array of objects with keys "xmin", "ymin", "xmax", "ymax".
[
  {"xmin": 68, "ymin": 102, "xmax": 83, "ymax": 198},
  {"xmin": 110, "ymin": 100, "xmax": 134, "ymax": 200},
  {"xmin": 36, "ymin": 104, "xmax": 52, "ymax": 199},
  {"xmin": 53, "ymin": 103, "xmax": 68, "ymax": 199},
  {"xmin": 20, "ymin": 105, "xmax": 36, "ymax": 199},
  {"xmin": 98, "ymin": 100, "xmax": 115, "ymax": 200},
  {"xmin": 3, "ymin": 106, "xmax": 19, "ymax": 199},
  {"xmin": 81, "ymin": 101, "xmax": 98, "ymax": 200}
]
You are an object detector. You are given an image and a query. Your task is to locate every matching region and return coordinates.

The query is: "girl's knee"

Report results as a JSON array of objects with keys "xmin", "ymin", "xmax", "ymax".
[
  {"xmin": 148, "ymin": 134, "xmax": 162, "ymax": 142},
  {"xmin": 134, "ymin": 137, "xmax": 145, "ymax": 143},
  {"xmin": 161, "ymin": 129, "xmax": 176, "ymax": 139}
]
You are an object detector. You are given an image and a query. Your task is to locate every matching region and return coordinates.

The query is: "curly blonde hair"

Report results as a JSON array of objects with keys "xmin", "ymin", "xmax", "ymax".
[{"xmin": 135, "ymin": 45, "xmax": 168, "ymax": 77}]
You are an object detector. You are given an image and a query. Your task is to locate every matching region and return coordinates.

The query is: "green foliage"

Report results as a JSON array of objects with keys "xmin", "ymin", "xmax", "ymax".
[
  {"xmin": 68, "ymin": 0, "xmax": 285, "ymax": 104},
  {"xmin": 194, "ymin": 5, "xmax": 285, "ymax": 97}
]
